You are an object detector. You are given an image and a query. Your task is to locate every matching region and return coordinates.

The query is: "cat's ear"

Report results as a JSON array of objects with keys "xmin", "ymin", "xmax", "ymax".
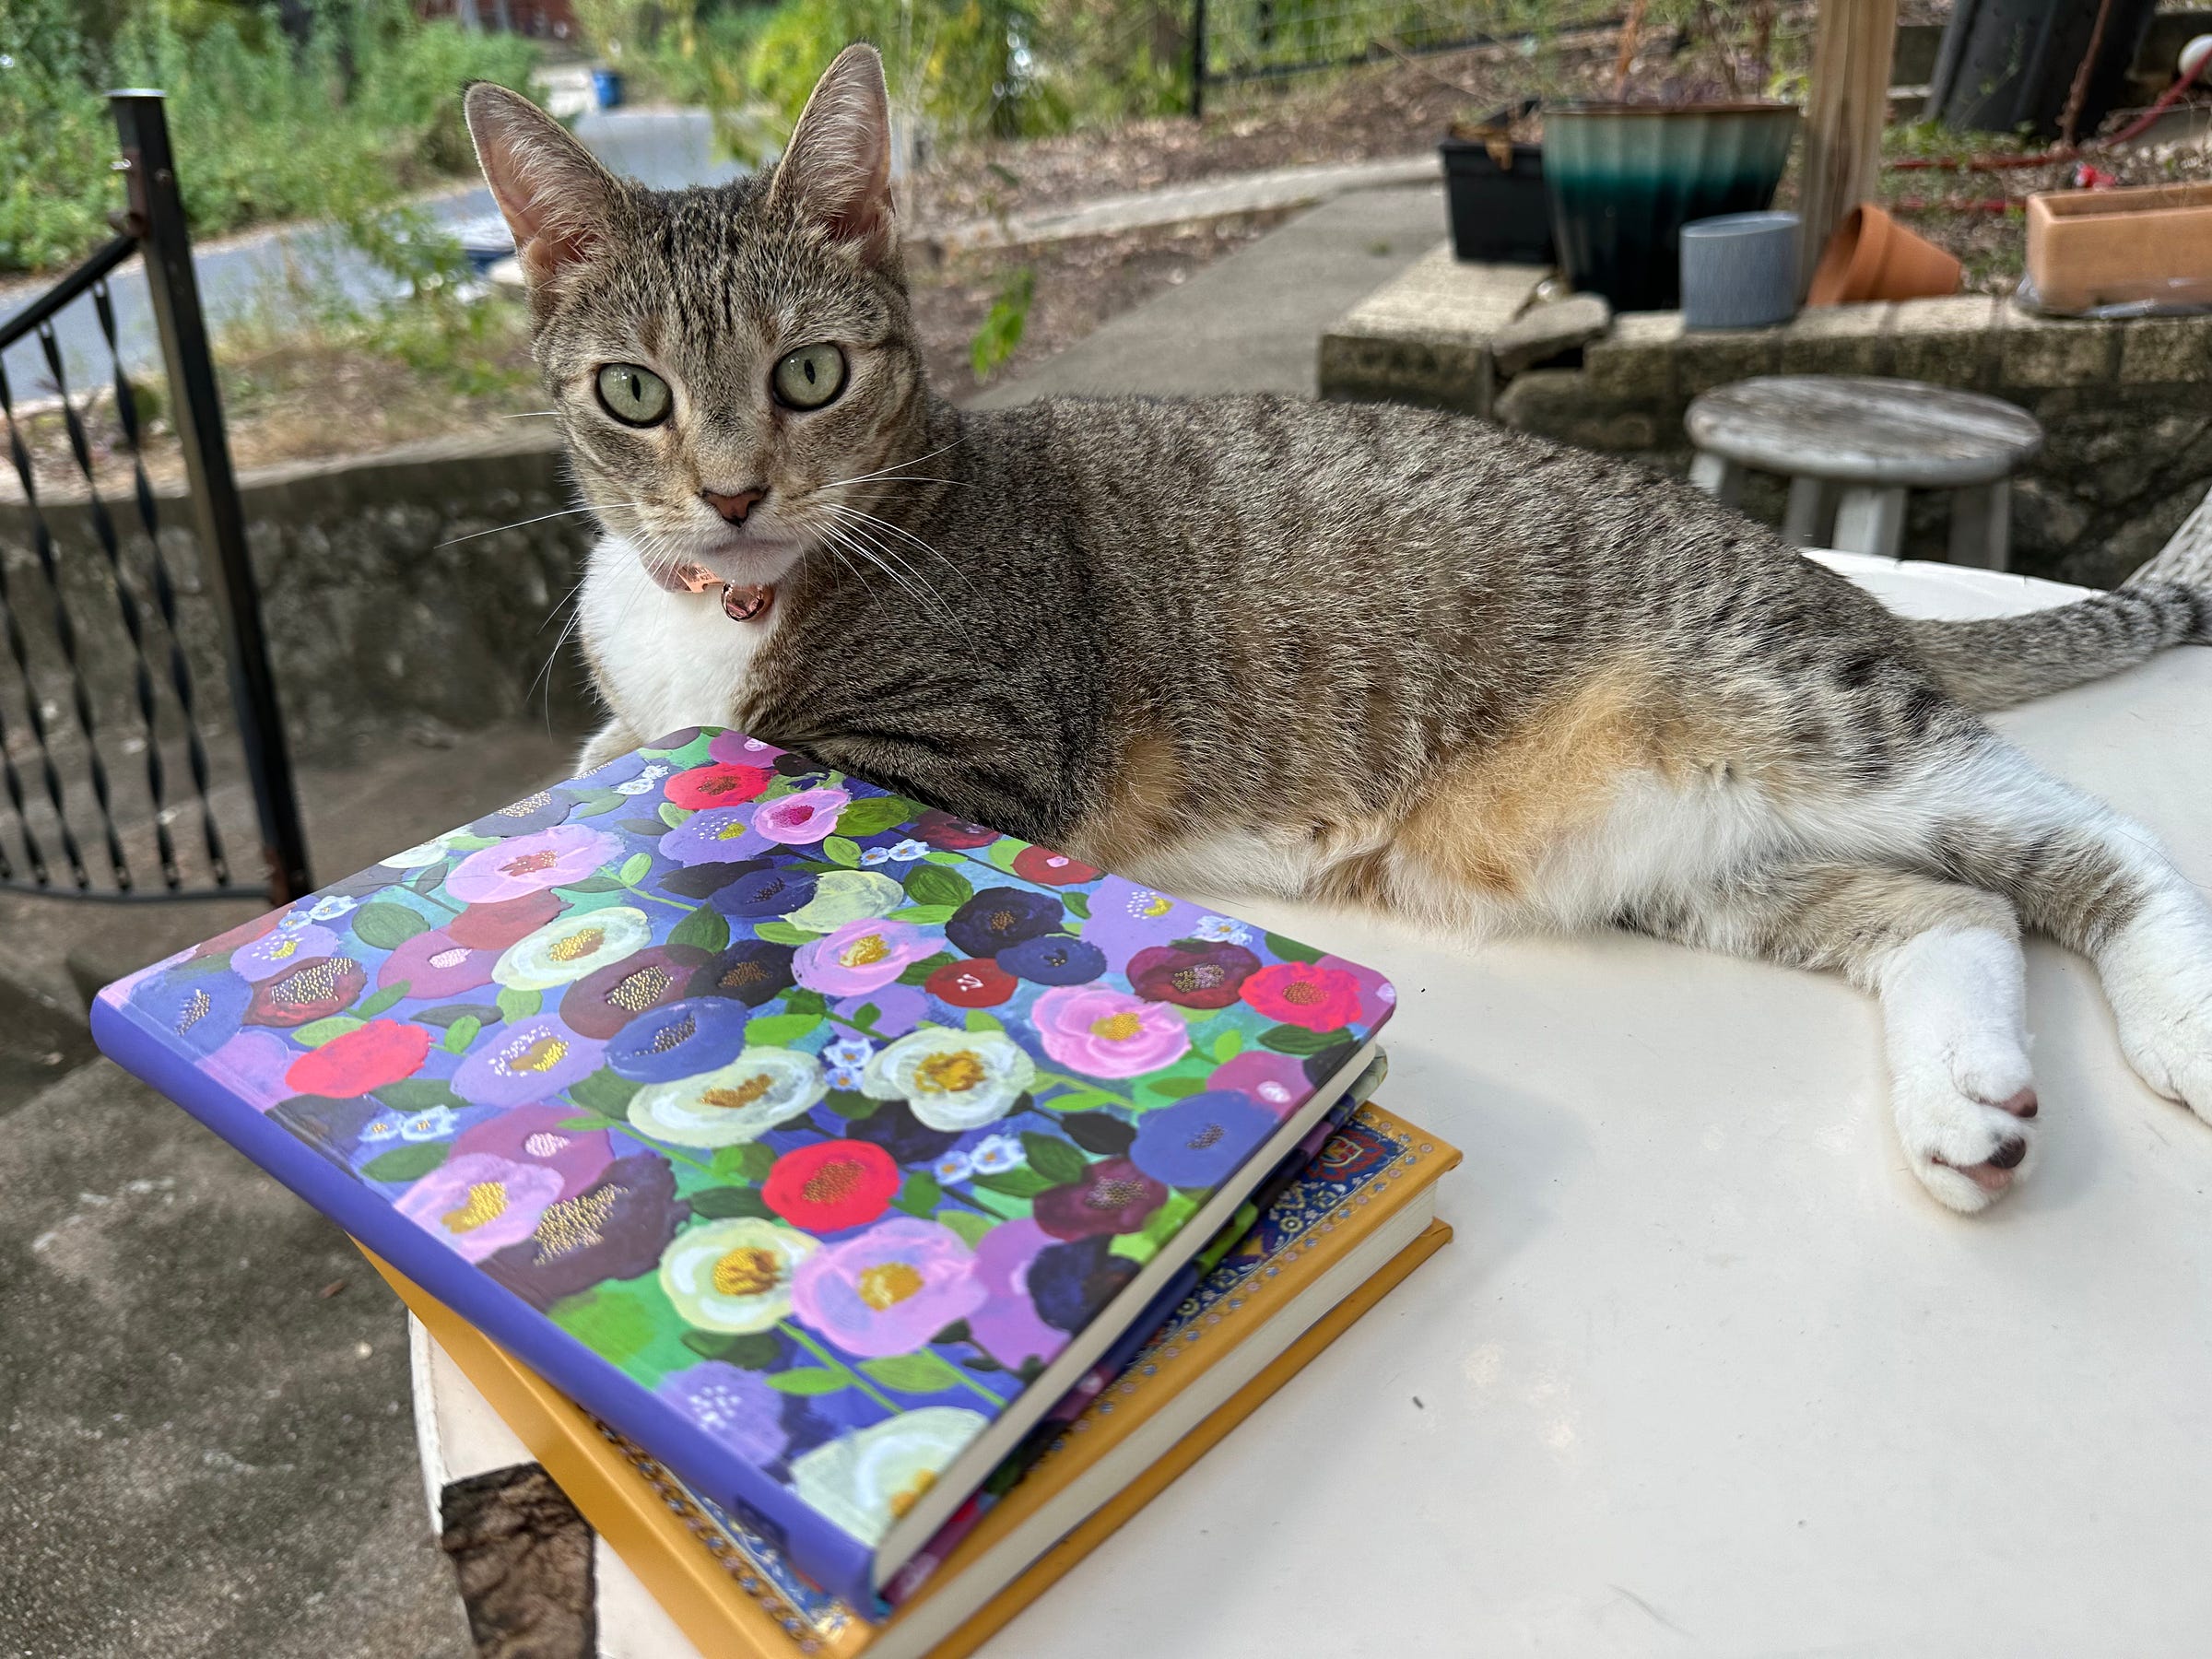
[
  {"xmin": 769, "ymin": 43, "xmax": 897, "ymax": 266},
  {"xmin": 463, "ymin": 81, "xmax": 622, "ymax": 285}
]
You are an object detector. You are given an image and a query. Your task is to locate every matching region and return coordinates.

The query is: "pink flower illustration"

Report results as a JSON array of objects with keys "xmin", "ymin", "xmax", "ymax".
[
  {"xmin": 791, "ymin": 1217, "xmax": 988, "ymax": 1359},
  {"xmin": 446, "ymin": 825, "xmax": 620, "ymax": 904},
  {"xmin": 794, "ymin": 919, "xmax": 938, "ymax": 996},
  {"xmin": 377, "ymin": 927, "xmax": 497, "ymax": 999},
  {"xmin": 1239, "ymin": 959, "xmax": 1367, "ymax": 1032},
  {"xmin": 232, "ymin": 923, "xmax": 340, "ymax": 983},
  {"xmin": 750, "ymin": 787, "xmax": 851, "ymax": 847},
  {"xmin": 204, "ymin": 1029, "xmax": 298, "ymax": 1113},
  {"xmin": 967, "ymin": 1218, "xmax": 1067, "ymax": 1371},
  {"xmin": 1206, "ymin": 1050, "xmax": 1312, "ymax": 1117},
  {"xmin": 1031, "ymin": 985, "xmax": 1191, "ymax": 1077},
  {"xmin": 709, "ymin": 731, "xmax": 785, "ymax": 768},
  {"xmin": 1317, "ymin": 953, "xmax": 1396, "ymax": 1027},
  {"xmin": 394, "ymin": 1153, "xmax": 563, "ymax": 1262}
]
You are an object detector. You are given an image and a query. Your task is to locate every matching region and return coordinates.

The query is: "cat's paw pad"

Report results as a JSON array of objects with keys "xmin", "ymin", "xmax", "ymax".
[{"xmin": 1894, "ymin": 1068, "xmax": 2040, "ymax": 1214}]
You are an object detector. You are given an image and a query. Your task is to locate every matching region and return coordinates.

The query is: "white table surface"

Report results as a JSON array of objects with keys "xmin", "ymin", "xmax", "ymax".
[{"xmin": 422, "ymin": 553, "xmax": 2212, "ymax": 1658}]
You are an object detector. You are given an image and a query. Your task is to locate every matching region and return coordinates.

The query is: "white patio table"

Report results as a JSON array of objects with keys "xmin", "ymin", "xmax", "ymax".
[{"xmin": 415, "ymin": 549, "xmax": 2212, "ymax": 1658}]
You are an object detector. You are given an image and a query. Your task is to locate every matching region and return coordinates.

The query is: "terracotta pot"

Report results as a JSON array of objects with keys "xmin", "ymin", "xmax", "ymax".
[
  {"xmin": 2026, "ymin": 182, "xmax": 2212, "ymax": 314},
  {"xmin": 1807, "ymin": 205, "xmax": 1962, "ymax": 306}
]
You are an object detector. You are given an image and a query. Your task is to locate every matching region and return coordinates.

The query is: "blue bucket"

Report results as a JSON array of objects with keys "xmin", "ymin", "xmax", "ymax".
[{"xmin": 592, "ymin": 68, "xmax": 625, "ymax": 111}]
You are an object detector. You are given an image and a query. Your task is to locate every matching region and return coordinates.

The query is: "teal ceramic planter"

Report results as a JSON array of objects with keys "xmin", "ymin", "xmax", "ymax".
[{"xmin": 1543, "ymin": 102, "xmax": 1801, "ymax": 312}]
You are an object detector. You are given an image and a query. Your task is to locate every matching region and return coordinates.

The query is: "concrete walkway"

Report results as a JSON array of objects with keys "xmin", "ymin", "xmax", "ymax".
[{"xmin": 969, "ymin": 182, "xmax": 1447, "ymax": 407}]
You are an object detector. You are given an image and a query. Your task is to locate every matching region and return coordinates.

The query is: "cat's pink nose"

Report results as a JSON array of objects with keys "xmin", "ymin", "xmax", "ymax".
[{"xmin": 700, "ymin": 486, "xmax": 766, "ymax": 524}]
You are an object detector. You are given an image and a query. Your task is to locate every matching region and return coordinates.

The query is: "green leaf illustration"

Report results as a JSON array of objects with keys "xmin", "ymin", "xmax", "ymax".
[
  {"xmin": 669, "ymin": 907, "xmax": 729, "ymax": 954},
  {"xmin": 1020, "ymin": 1133, "xmax": 1089, "ymax": 1186},
  {"xmin": 896, "ymin": 952, "xmax": 958, "ymax": 987},
  {"xmin": 352, "ymin": 901, "xmax": 429, "ymax": 951},
  {"xmin": 556, "ymin": 876, "xmax": 627, "ymax": 895},
  {"xmin": 712, "ymin": 1142, "xmax": 778, "ymax": 1184},
  {"xmin": 293, "ymin": 1015, "xmax": 366, "ymax": 1049},
  {"xmin": 618, "ymin": 853, "xmax": 653, "ymax": 887},
  {"xmin": 687, "ymin": 1185, "xmax": 776, "ymax": 1220},
  {"xmin": 1210, "ymin": 1029, "xmax": 1244, "ymax": 1063},
  {"xmin": 893, "ymin": 1173, "xmax": 942, "ymax": 1217},
  {"xmin": 1061, "ymin": 890, "xmax": 1091, "ymax": 921},
  {"xmin": 373, "ymin": 1078, "xmax": 466, "ymax": 1113},
  {"xmin": 1259, "ymin": 1022, "xmax": 1350, "ymax": 1056},
  {"xmin": 357, "ymin": 982, "xmax": 408, "ymax": 1019},
  {"xmin": 569, "ymin": 791, "xmax": 625, "ymax": 819},
  {"xmin": 416, "ymin": 1002, "xmax": 500, "ymax": 1028},
  {"xmin": 745, "ymin": 1012, "xmax": 818, "ymax": 1048},
  {"xmin": 936, "ymin": 1208, "xmax": 994, "ymax": 1247},
  {"xmin": 765, "ymin": 1368, "xmax": 850, "ymax": 1395},
  {"xmin": 971, "ymin": 1166, "xmax": 1054, "ymax": 1198},
  {"xmin": 835, "ymin": 796, "xmax": 919, "ymax": 838},
  {"xmin": 495, "ymin": 984, "xmax": 541, "ymax": 1025},
  {"xmin": 823, "ymin": 1090, "xmax": 880, "ymax": 1120},
  {"xmin": 859, "ymin": 1350, "xmax": 966, "ymax": 1394},
  {"xmin": 568, "ymin": 1068, "xmax": 641, "ymax": 1120},
  {"xmin": 821, "ymin": 835, "xmax": 863, "ymax": 868},
  {"xmin": 1264, "ymin": 932, "xmax": 1324, "ymax": 965},
  {"xmin": 659, "ymin": 801, "xmax": 692, "ymax": 829},
  {"xmin": 782, "ymin": 988, "xmax": 828, "ymax": 1020},
  {"xmin": 751, "ymin": 920, "xmax": 813, "ymax": 947},
  {"xmin": 963, "ymin": 1010, "xmax": 1005, "ymax": 1034},
  {"xmin": 1139, "ymin": 1074, "xmax": 1207, "ymax": 1102},
  {"xmin": 362, "ymin": 1142, "xmax": 449, "ymax": 1183},
  {"xmin": 442, "ymin": 1015, "xmax": 482, "ymax": 1054},
  {"xmin": 682, "ymin": 1330, "xmax": 783, "ymax": 1370},
  {"xmin": 901, "ymin": 863, "xmax": 973, "ymax": 910},
  {"xmin": 888, "ymin": 904, "xmax": 955, "ymax": 926}
]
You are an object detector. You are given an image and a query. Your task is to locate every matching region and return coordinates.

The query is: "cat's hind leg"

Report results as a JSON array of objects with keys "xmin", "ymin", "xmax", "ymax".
[
  {"xmin": 1623, "ymin": 863, "xmax": 2040, "ymax": 1212},
  {"xmin": 573, "ymin": 717, "xmax": 643, "ymax": 777}
]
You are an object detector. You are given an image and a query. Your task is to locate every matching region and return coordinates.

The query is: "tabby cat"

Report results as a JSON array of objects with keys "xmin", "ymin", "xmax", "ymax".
[{"xmin": 463, "ymin": 47, "xmax": 2212, "ymax": 1214}]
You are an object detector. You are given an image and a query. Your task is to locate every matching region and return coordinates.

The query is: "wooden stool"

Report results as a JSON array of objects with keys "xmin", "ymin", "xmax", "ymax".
[{"xmin": 1686, "ymin": 375, "xmax": 2044, "ymax": 568}]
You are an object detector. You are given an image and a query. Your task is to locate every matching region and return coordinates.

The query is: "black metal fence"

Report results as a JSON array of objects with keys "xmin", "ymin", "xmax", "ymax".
[
  {"xmin": 1189, "ymin": 0, "xmax": 1620, "ymax": 117},
  {"xmin": 0, "ymin": 91, "xmax": 311, "ymax": 906}
]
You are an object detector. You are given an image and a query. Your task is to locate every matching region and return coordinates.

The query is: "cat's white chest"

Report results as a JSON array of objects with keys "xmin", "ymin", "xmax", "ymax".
[{"xmin": 576, "ymin": 534, "xmax": 778, "ymax": 740}]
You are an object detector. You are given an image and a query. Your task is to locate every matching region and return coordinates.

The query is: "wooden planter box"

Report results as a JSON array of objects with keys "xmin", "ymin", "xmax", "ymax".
[{"xmin": 2027, "ymin": 182, "xmax": 2212, "ymax": 313}]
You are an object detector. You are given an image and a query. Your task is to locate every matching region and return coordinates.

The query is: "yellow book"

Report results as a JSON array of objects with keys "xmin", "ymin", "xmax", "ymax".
[{"xmin": 375, "ymin": 1101, "xmax": 1457, "ymax": 1659}]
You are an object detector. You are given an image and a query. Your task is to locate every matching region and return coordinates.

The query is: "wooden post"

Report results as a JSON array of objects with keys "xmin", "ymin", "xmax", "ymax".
[{"xmin": 1797, "ymin": 0, "xmax": 1899, "ymax": 298}]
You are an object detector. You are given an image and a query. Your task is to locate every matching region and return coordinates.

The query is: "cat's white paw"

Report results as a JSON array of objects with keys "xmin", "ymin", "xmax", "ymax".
[
  {"xmin": 1891, "ymin": 1052, "xmax": 2038, "ymax": 1214},
  {"xmin": 2100, "ymin": 906, "xmax": 2212, "ymax": 1125}
]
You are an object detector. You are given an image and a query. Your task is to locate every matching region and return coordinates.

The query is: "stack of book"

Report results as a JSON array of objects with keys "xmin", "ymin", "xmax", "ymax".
[{"xmin": 93, "ymin": 728, "xmax": 1459, "ymax": 1656}]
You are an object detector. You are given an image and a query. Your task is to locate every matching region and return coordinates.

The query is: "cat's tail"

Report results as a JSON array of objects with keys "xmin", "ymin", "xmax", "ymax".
[{"xmin": 1906, "ymin": 550, "xmax": 2211, "ymax": 713}]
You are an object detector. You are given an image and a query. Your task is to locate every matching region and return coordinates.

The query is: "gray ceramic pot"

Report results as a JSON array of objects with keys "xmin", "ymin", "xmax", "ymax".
[{"xmin": 1680, "ymin": 211, "xmax": 1802, "ymax": 330}]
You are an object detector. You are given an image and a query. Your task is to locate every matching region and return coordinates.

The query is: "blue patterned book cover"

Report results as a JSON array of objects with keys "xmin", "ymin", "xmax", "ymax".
[{"xmin": 90, "ymin": 727, "xmax": 1394, "ymax": 1612}]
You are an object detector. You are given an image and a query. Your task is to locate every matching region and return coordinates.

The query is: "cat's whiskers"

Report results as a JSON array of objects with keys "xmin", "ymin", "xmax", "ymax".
[
  {"xmin": 813, "ymin": 440, "xmax": 962, "ymax": 493},
  {"xmin": 433, "ymin": 500, "xmax": 646, "ymax": 549},
  {"xmin": 818, "ymin": 512, "xmax": 956, "ymax": 618},
  {"xmin": 816, "ymin": 521, "xmax": 957, "ymax": 629},
  {"xmin": 814, "ymin": 499, "xmax": 974, "ymax": 600}
]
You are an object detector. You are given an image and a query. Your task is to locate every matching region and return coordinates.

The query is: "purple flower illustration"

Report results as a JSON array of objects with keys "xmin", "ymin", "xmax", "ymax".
[
  {"xmin": 791, "ymin": 1217, "xmax": 987, "ymax": 1359},
  {"xmin": 233, "ymin": 923, "xmax": 340, "ymax": 983},
  {"xmin": 452, "ymin": 1101, "xmax": 613, "ymax": 1198},
  {"xmin": 1032, "ymin": 1157, "xmax": 1168, "ymax": 1241},
  {"xmin": 1207, "ymin": 1049, "xmax": 1312, "ymax": 1117},
  {"xmin": 945, "ymin": 888, "xmax": 1063, "ymax": 958},
  {"xmin": 447, "ymin": 826, "xmax": 621, "ymax": 904},
  {"xmin": 751, "ymin": 787, "xmax": 851, "ymax": 847},
  {"xmin": 129, "ymin": 967, "xmax": 251, "ymax": 1059},
  {"xmin": 484, "ymin": 1153, "xmax": 688, "ymax": 1308},
  {"xmin": 654, "ymin": 1362, "xmax": 790, "ymax": 1465},
  {"xmin": 660, "ymin": 806, "xmax": 768, "ymax": 866},
  {"xmin": 378, "ymin": 927, "xmax": 497, "ymax": 1000},
  {"xmin": 606, "ymin": 996, "xmax": 750, "ymax": 1083},
  {"xmin": 1128, "ymin": 1090, "xmax": 1277, "ymax": 1187},
  {"xmin": 995, "ymin": 933, "xmax": 1106, "ymax": 987},
  {"xmin": 967, "ymin": 1217, "xmax": 1066, "ymax": 1371},
  {"xmin": 394, "ymin": 1152, "xmax": 563, "ymax": 1262},
  {"xmin": 718, "ymin": 864, "xmax": 818, "ymax": 919},
  {"xmin": 452, "ymin": 1015, "xmax": 606, "ymax": 1108},
  {"xmin": 794, "ymin": 919, "xmax": 938, "ymax": 996},
  {"xmin": 710, "ymin": 731, "xmax": 785, "ymax": 768},
  {"xmin": 1031, "ymin": 985, "xmax": 1190, "ymax": 1077}
]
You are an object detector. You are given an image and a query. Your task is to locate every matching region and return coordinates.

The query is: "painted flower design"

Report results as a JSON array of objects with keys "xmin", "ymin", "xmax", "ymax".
[
  {"xmin": 968, "ymin": 1217, "xmax": 1064, "ymax": 1371},
  {"xmin": 687, "ymin": 941, "xmax": 797, "ymax": 1009},
  {"xmin": 945, "ymin": 888, "xmax": 1063, "ymax": 958},
  {"xmin": 398, "ymin": 1106, "xmax": 462, "ymax": 1142},
  {"xmin": 1032, "ymin": 1156, "xmax": 1168, "ymax": 1241},
  {"xmin": 282, "ymin": 1019, "xmax": 430, "ymax": 1100},
  {"xmin": 995, "ymin": 933, "xmax": 1106, "ymax": 987},
  {"xmin": 451, "ymin": 1015, "xmax": 605, "ymax": 1108},
  {"xmin": 484, "ymin": 1153, "xmax": 685, "ymax": 1308},
  {"xmin": 394, "ymin": 1152, "xmax": 563, "ymax": 1262},
  {"xmin": 970, "ymin": 1134, "xmax": 1025, "ymax": 1174},
  {"xmin": 606, "ymin": 996, "xmax": 751, "ymax": 1083},
  {"xmin": 659, "ymin": 807, "xmax": 765, "ymax": 866},
  {"xmin": 468, "ymin": 788, "xmax": 571, "ymax": 839},
  {"xmin": 924, "ymin": 958, "xmax": 1017, "ymax": 1009},
  {"xmin": 1319, "ymin": 952, "xmax": 1397, "ymax": 1026},
  {"xmin": 304, "ymin": 894, "xmax": 359, "ymax": 924},
  {"xmin": 660, "ymin": 1217, "xmax": 818, "ymax": 1333},
  {"xmin": 783, "ymin": 870, "xmax": 905, "ymax": 933},
  {"xmin": 1208, "ymin": 1049, "xmax": 1312, "ymax": 1116},
  {"xmin": 1192, "ymin": 914, "xmax": 1253, "ymax": 945},
  {"xmin": 762, "ymin": 1139, "xmax": 903, "ymax": 1231},
  {"xmin": 666, "ymin": 762, "xmax": 772, "ymax": 809},
  {"xmin": 244, "ymin": 956, "xmax": 366, "ymax": 1029},
  {"xmin": 653, "ymin": 1362, "xmax": 788, "ymax": 1465},
  {"xmin": 564, "ymin": 944, "xmax": 710, "ymax": 1039},
  {"xmin": 709, "ymin": 731, "xmax": 784, "ymax": 768},
  {"xmin": 794, "ymin": 919, "xmax": 937, "ymax": 997},
  {"xmin": 862, "ymin": 1027, "xmax": 1037, "ymax": 1132},
  {"xmin": 203, "ymin": 1028, "xmax": 296, "ymax": 1112},
  {"xmin": 1012, "ymin": 846, "xmax": 1100, "ymax": 887},
  {"xmin": 446, "ymin": 826, "xmax": 618, "ymax": 905},
  {"xmin": 751, "ymin": 787, "xmax": 851, "ymax": 846},
  {"xmin": 445, "ymin": 889, "xmax": 563, "ymax": 950},
  {"xmin": 1079, "ymin": 880, "xmax": 1206, "ymax": 973},
  {"xmin": 453, "ymin": 1101, "xmax": 614, "ymax": 1197},
  {"xmin": 791, "ymin": 1217, "xmax": 986, "ymax": 1358},
  {"xmin": 912, "ymin": 810, "xmax": 998, "ymax": 851},
  {"xmin": 1029, "ymin": 1235, "xmax": 1140, "ymax": 1334},
  {"xmin": 1240, "ymin": 959, "xmax": 1367, "ymax": 1032},
  {"xmin": 131, "ymin": 967, "xmax": 251, "ymax": 1058},
  {"xmin": 790, "ymin": 1408, "xmax": 989, "ymax": 1547},
  {"xmin": 494, "ymin": 906, "xmax": 653, "ymax": 991},
  {"xmin": 377, "ymin": 928, "xmax": 497, "ymax": 1000},
  {"xmin": 1128, "ymin": 1090, "xmax": 1277, "ymax": 1187},
  {"xmin": 1031, "ymin": 985, "xmax": 1191, "ymax": 1077},
  {"xmin": 1126, "ymin": 940, "xmax": 1261, "ymax": 1009},
  {"xmin": 718, "ymin": 864, "xmax": 818, "ymax": 919},
  {"xmin": 233, "ymin": 923, "xmax": 339, "ymax": 983},
  {"xmin": 379, "ymin": 833, "xmax": 458, "ymax": 871},
  {"xmin": 821, "ymin": 1036, "xmax": 875, "ymax": 1090},
  {"xmin": 933, "ymin": 1148, "xmax": 974, "ymax": 1183},
  {"xmin": 627, "ymin": 1047, "xmax": 827, "ymax": 1147}
]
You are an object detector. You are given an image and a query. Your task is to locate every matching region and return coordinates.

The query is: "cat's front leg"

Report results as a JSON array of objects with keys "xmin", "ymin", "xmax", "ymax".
[
  {"xmin": 1622, "ymin": 861, "xmax": 2039, "ymax": 1213},
  {"xmin": 573, "ymin": 717, "xmax": 644, "ymax": 778}
]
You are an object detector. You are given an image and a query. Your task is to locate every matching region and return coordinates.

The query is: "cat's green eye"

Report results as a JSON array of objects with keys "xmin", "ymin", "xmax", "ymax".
[
  {"xmin": 594, "ymin": 363, "xmax": 672, "ymax": 428},
  {"xmin": 771, "ymin": 343, "xmax": 847, "ymax": 411}
]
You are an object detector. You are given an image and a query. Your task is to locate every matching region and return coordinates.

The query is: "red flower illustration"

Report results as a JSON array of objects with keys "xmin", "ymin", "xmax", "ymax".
[
  {"xmin": 925, "ymin": 957, "xmax": 1018, "ymax": 1008},
  {"xmin": 1126, "ymin": 940, "xmax": 1260, "ymax": 1009},
  {"xmin": 283, "ymin": 1019, "xmax": 432, "ymax": 1099},
  {"xmin": 761, "ymin": 1139, "xmax": 903, "ymax": 1231},
  {"xmin": 1032, "ymin": 1157, "xmax": 1168, "ymax": 1241},
  {"xmin": 244, "ymin": 956, "xmax": 366, "ymax": 1028},
  {"xmin": 446, "ymin": 888, "xmax": 563, "ymax": 950},
  {"xmin": 1012, "ymin": 845, "xmax": 1100, "ymax": 887},
  {"xmin": 913, "ymin": 809, "xmax": 999, "ymax": 851},
  {"xmin": 665, "ymin": 762, "xmax": 771, "ymax": 810},
  {"xmin": 1239, "ymin": 960, "xmax": 1365, "ymax": 1032}
]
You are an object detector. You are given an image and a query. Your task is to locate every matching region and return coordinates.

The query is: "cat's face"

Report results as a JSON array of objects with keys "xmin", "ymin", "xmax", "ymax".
[{"xmin": 465, "ymin": 48, "xmax": 925, "ymax": 594}]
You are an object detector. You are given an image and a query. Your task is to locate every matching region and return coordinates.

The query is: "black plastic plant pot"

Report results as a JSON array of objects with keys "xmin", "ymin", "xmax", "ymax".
[
  {"xmin": 1439, "ymin": 138, "xmax": 1555, "ymax": 265},
  {"xmin": 1543, "ymin": 101, "xmax": 1801, "ymax": 312}
]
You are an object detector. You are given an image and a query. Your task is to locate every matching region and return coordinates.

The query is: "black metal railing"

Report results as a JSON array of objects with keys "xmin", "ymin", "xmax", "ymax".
[{"xmin": 0, "ymin": 90, "xmax": 311, "ymax": 907}]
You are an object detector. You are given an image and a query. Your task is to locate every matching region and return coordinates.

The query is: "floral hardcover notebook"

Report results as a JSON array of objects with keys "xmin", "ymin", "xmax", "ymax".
[{"xmin": 90, "ymin": 728, "xmax": 1394, "ymax": 1613}]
